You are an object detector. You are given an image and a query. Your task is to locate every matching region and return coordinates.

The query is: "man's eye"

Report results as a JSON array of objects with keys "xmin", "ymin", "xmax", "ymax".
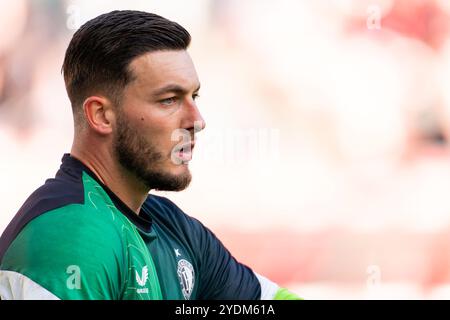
[
  {"xmin": 160, "ymin": 97, "xmax": 177, "ymax": 106},
  {"xmin": 193, "ymin": 93, "xmax": 200, "ymax": 100}
]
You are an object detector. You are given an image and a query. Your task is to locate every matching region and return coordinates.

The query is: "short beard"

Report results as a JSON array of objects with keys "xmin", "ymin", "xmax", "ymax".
[{"xmin": 113, "ymin": 113, "xmax": 192, "ymax": 192}]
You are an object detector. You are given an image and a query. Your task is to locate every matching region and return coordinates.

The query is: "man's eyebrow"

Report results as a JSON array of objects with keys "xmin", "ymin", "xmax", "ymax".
[{"xmin": 151, "ymin": 83, "xmax": 201, "ymax": 97}]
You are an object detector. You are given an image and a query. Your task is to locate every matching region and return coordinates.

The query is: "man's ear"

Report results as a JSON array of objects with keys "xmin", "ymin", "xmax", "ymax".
[{"xmin": 82, "ymin": 96, "xmax": 115, "ymax": 135}]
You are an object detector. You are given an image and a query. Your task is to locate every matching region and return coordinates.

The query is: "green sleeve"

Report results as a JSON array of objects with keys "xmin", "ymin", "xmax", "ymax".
[{"xmin": 1, "ymin": 204, "xmax": 126, "ymax": 300}]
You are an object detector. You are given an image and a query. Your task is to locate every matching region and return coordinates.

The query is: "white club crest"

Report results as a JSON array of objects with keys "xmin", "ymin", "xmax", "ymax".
[{"xmin": 177, "ymin": 259, "xmax": 195, "ymax": 300}]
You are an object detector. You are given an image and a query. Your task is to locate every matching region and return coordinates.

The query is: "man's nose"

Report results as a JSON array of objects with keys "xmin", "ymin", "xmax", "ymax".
[{"xmin": 184, "ymin": 98, "xmax": 206, "ymax": 132}]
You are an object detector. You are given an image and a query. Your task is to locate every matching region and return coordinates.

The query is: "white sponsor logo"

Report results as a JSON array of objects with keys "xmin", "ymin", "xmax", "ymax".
[{"xmin": 135, "ymin": 265, "xmax": 149, "ymax": 294}]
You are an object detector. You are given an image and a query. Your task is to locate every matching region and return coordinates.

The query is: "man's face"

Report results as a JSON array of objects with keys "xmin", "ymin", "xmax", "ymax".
[{"xmin": 113, "ymin": 50, "xmax": 205, "ymax": 191}]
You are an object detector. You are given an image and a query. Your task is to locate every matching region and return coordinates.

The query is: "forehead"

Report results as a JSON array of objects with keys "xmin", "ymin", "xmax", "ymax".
[{"xmin": 128, "ymin": 50, "xmax": 199, "ymax": 91}]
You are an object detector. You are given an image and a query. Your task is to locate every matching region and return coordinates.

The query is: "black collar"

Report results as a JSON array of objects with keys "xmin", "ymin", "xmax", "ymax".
[{"xmin": 60, "ymin": 153, "xmax": 153, "ymax": 233}]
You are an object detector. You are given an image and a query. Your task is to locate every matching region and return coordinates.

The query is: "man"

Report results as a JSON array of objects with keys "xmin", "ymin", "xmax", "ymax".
[{"xmin": 0, "ymin": 10, "xmax": 300, "ymax": 300}]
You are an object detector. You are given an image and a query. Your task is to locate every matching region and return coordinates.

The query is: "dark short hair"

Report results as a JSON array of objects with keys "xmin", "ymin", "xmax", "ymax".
[{"xmin": 62, "ymin": 10, "xmax": 191, "ymax": 117}]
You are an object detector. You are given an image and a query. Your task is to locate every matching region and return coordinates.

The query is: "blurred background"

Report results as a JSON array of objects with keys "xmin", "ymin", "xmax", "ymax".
[{"xmin": 2, "ymin": 0, "xmax": 450, "ymax": 299}]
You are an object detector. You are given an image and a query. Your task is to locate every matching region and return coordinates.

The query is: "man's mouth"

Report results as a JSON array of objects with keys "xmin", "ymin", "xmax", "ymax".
[
  {"xmin": 178, "ymin": 147, "xmax": 192, "ymax": 161},
  {"xmin": 175, "ymin": 142, "xmax": 195, "ymax": 162}
]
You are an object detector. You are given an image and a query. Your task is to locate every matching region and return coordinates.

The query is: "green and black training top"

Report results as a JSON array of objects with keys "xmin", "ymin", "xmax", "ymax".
[{"xmin": 0, "ymin": 154, "xmax": 297, "ymax": 300}]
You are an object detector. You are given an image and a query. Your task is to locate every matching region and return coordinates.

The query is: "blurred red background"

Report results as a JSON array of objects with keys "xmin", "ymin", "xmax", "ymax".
[{"xmin": 2, "ymin": 0, "xmax": 450, "ymax": 299}]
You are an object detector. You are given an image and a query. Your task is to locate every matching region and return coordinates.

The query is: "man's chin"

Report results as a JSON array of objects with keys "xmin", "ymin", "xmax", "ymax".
[{"xmin": 146, "ymin": 166, "xmax": 192, "ymax": 192}]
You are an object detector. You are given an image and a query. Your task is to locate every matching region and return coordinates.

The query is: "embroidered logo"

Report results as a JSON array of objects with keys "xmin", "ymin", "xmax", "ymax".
[
  {"xmin": 135, "ymin": 265, "xmax": 149, "ymax": 294},
  {"xmin": 177, "ymin": 259, "xmax": 195, "ymax": 300}
]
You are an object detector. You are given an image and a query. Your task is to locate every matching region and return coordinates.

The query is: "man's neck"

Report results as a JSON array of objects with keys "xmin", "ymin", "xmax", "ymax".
[{"xmin": 70, "ymin": 148, "xmax": 149, "ymax": 215}]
